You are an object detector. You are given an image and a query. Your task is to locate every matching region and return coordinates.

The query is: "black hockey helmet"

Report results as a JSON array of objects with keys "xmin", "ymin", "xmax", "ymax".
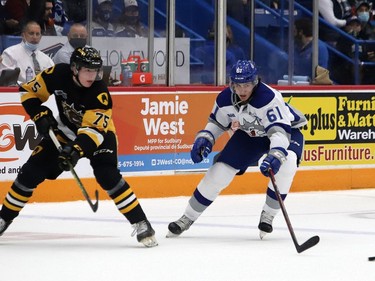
[{"xmin": 70, "ymin": 46, "xmax": 103, "ymax": 69}]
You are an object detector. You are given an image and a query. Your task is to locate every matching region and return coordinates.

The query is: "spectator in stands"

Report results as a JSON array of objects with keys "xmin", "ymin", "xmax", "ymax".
[
  {"xmin": 115, "ymin": 0, "xmax": 148, "ymax": 37},
  {"xmin": 0, "ymin": 2, "xmax": 21, "ymax": 35},
  {"xmin": 92, "ymin": 0, "xmax": 115, "ymax": 37},
  {"xmin": 3, "ymin": 0, "xmax": 30, "ymax": 35},
  {"xmin": 226, "ymin": 25, "xmax": 246, "ymax": 62},
  {"xmin": 62, "ymin": 0, "xmax": 86, "ymax": 23},
  {"xmin": 227, "ymin": 0, "xmax": 250, "ymax": 28},
  {"xmin": 53, "ymin": 0, "xmax": 68, "ymax": 28},
  {"xmin": 319, "ymin": 0, "xmax": 353, "ymax": 44},
  {"xmin": 53, "ymin": 23, "xmax": 88, "ymax": 64},
  {"xmin": 353, "ymin": 1, "xmax": 375, "ymax": 84},
  {"xmin": 27, "ymin": 0, "xmax": 62, "ymax": 36},
  {"xmin": 332, "ymin": 16, "xmax": 364, "ymax": 84},
  {"xmin": 0, "ymin": 21, "xmax": 54, "ymax": 83},
  {"xmin": 193, "ymin": 24, "xmax": 244, "ymax": 84},
  {"xmin": 293, "ymin": 18, "xmax": 329, "ymax": 79},
  {"xmin": 355, "ymin": 1, "xmax": 375, "ymax": 39}
]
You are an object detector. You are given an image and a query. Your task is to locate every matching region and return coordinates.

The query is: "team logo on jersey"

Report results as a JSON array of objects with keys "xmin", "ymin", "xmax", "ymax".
[
  {"xmin": 97, "ymin": 92, "xmax": 109, "ymax": 106},
  {"xmin": 61, "ymin": 101, "xmax": 83, "ymax": 127},
  {"xmin": 240, "ymin": 114, "xmax": 265, "ymax": 137}
]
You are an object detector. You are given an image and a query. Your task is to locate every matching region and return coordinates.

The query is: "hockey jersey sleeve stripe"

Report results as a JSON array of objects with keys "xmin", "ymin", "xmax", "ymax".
[{"xmin": 77, "ymin": 127, "xmax": 104, "ymax": 147}]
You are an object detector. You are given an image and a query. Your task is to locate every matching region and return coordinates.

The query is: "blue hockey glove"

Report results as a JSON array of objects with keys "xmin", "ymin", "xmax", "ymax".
[
  {"xmin": 58, "ymin": 143, "xmax": 84, "ymax": 171},
  {"xmin": 190, "ymin": 130, "xmax": 215, "ymax": 163},
  {"xmin": 260, "ymin": 148, "xmax": 288, "ymax": 177},
  {"xmin": 32, "ymin": 106, "xmax": 58, "ymax": 139}
]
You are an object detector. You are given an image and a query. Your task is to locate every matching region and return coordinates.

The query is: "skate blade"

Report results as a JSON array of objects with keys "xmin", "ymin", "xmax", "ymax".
[
  {"xmin": 166, "ymin": 231, "xmax": 180, "ymax": 238},
  {"xmin": 140, "ymin": 235, "xmax": 158, "ymax": 247},
  {"xmin": 259, "ymin": 230, "xmax": 268, "ymax": 240}
]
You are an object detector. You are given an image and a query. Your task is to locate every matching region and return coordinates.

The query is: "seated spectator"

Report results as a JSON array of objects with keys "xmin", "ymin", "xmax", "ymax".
[
  {"xmin": 53, "ymin": 23, "xmax": 88, "ymax": 64},
  {"xmin": 53, "ymin": 0, "xmax": 68, "ymax": 28},
  {"xmin": 62, "ymin": 0, "xmax": 86, "ymax": 23},
  {"xmin": 3, "ymin": 0, "xmax": 30, "ymax": 35},
  {"xmin": 227, "ymin": 0, "xmax": 250, "ymax": 27},
  {"xmin": 355, "ymin": 1, "xmax": 375, "ymax": 40},
  {"xmin": 226, "ymin": 25, "xmax": 246, "ymax": 61},
  {"xmin": 92, "ymin": 0, "xmax": 115, "ymax": 37},
  {"xmin": 319, "ymin": 0, "xmax": 353, "ymax": 44},
  {"xmin": 0, "ymin": 2, "xmax": 21, "ymax": 35},
  {"xmin": 0, "ymin": 21, "xmax": 54, "ymax": 83},
  {"xmin": 193, "ymin": 24, "xmax": 245, "ymax": 84},
  {"xmin": 27, "ymin": 0, "xmax": 62, "ymax": 36},
  {"xmin": 114, "ymin": 0, "xmax": 148, "ymax": 37},
  {"xmin": 294, "ymin": 18, "xmax": 329, "ymax": 79},
  {"xmin": 332, "ymin": 16, "xmax": 364, "ymax": 84},
  {"xmin": 353, "ymin": 1, "xmax": 375, "ymax": 84}
]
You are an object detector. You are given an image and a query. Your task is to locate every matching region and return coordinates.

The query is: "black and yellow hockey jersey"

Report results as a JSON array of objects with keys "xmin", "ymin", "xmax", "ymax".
[{"xmin": 20, "ymin": 63, "xmax": 116, "ymax": 157}]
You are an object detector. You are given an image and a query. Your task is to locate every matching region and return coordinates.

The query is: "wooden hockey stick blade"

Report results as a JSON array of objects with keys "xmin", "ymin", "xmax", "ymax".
[{"xmin": 49, "ymin": 129, "xmax": 99, "ymax": 212}]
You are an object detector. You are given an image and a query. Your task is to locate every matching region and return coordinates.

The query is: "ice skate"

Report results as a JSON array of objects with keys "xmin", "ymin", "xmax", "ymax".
[
  {"xmin": 131, "ymin": 220, "xmax": 158, "ymax": 247},
  {"xmin": 166, "ymin": 215, "xmax": 194, "ymax": 238},
  {"xmin": 258, "ymin": 210, "xmax": 274, "ymax": 239},
  {"xmin": 0, "ymin": 217, "xmax": 12, "ymax": 236}
]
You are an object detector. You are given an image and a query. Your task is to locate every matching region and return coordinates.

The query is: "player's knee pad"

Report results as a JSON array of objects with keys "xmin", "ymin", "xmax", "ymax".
[
  {"xmin": 273, "ymin": 150, "xmax": 298, "ymax": 194},
  {"xmin": 93, "ymin": 166, "xmax": 122, "ymax": 190},
  {"xmin": 197, "ymin": 162, "xmax": 239, "ymax": 201}
]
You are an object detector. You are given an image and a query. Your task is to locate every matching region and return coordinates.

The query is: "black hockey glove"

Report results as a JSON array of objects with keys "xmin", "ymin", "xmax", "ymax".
[
  {"xmin": 58, "ymin": 143, "xmax": 84, "ymax": 171},
  {"xmin": 32, "ymin": 106, "xmax": 58, "ymax": 139},
  {"xmin": 260, "ymin": 147, "xmax": 288, "ymax": 177},
  {"xmin": 190, "ymin": 130, "xmax": 215, "ymax": 163}
]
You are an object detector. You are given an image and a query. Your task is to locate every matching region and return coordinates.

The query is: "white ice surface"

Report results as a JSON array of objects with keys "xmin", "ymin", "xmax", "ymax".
[{"xmin": 1, "ymin": 189, "xmax": 375, "ymax": 281}]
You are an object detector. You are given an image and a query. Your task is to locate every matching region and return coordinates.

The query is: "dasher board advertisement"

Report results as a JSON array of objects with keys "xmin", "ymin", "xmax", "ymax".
[{"xmin": 2, "ymin": 88, "xmax": 375, "ymax": 182}]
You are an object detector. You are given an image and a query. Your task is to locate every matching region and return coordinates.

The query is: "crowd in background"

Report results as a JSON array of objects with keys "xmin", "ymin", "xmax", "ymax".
[
  {"xmin": 0, "ymin": 0, "xmax": 147, "ymax": 38},
  {"xmin": 0, "ymin": 0, "xmax": 374, "ymax": 85}
]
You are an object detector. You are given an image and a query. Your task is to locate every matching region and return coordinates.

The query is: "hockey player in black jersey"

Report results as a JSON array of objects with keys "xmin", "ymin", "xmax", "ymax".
[{"xmin": 0, "ymin": 46, "xmax": 157, "ymax": 247}]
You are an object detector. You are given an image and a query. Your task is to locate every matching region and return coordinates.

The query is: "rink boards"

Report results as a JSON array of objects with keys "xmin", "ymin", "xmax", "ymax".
[{"xmin": 1, "ymin": 85, "xmax": 375, "ymax": 201}]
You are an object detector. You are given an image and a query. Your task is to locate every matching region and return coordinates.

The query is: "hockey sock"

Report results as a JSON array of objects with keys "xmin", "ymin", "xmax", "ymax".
[
  {"xmin": 1, "ymin": 180, "xmax": 35, "ymax": 222},
  {"xmin": 107, "ymin": 179, "xmax": 146, "ymax": 224}
]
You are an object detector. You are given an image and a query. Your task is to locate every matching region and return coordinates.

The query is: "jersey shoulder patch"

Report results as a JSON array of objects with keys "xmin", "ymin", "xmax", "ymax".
[
  {"xmin": 250, "ymin": 83, "xmax": 276, "ymax": 108},
  {"xmin": 216, "ymin": 87, "xmax": 233, "ymax": 108},
  {"xmin": 97, "ymin": 92, "xmax": 110, "ymax": 106}
]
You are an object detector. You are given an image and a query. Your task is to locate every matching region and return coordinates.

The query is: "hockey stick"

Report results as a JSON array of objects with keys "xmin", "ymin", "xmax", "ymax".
[
  {"xmin": 269, "ymin": 169, "xmax": 319, "ymax": 253},
  {"xmin": 49, "ymin": 129, "xmax": 99, "ymax": 212}
]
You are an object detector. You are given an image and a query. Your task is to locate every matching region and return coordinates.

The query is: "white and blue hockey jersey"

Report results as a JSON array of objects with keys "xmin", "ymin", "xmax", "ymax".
[{"xmin": 204, "ymin": 82, "xmax": 307, "ymax": 152}]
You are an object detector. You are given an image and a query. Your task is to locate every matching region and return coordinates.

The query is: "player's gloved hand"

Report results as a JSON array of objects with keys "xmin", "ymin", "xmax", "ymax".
[
  {"xmin": 260, "ymin": 148, "xmax": 288, "ymax": 177},
  {"xmin": 32, "ymin": 106, "xmax": 58, "ymax": 138},
  {"xmin": 58, "ymin": 143, "xmax": 84, "ymax": 171},
  {"xmin": 190, "ymin": 130, "xmax": 215, "ymax": 163}
]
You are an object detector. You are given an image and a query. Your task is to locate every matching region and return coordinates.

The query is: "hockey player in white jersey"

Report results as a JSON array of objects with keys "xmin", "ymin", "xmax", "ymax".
[{"xmin": 167, "ymin": 60, "xmax": 307, "ymax": 239}]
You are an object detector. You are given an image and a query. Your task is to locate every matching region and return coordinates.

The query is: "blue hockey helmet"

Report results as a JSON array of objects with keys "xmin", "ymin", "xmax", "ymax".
[{"xmin": 230, "ymin": 60, "xmax": 258, "ymax": 84}]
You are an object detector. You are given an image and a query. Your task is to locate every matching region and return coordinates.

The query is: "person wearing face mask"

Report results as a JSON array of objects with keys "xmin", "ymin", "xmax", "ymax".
[
  {"xmin": 331, "ymin": 16, "xmax": 364, "ymax": 84},
  {"xmin": 114, "ymin": 0, "xmax": 148, "ymax": 37},
  {"xmin": 355, "ymin": 1, "xmax": 375, "ymax": 40},
  {"xmin": 92, "ymin": 0, "xmax": 115, "ymax": 37},
  {"xmin": 0, "ymin": 20, "xmax": 54, "ymax": 83},
  {"xmin": 53, "ymin": 23, "xmax": 88, "ymax": 64},
  {"xmin": 354, "ymin": 1, "xmax": 375, "ymax": 84}
]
